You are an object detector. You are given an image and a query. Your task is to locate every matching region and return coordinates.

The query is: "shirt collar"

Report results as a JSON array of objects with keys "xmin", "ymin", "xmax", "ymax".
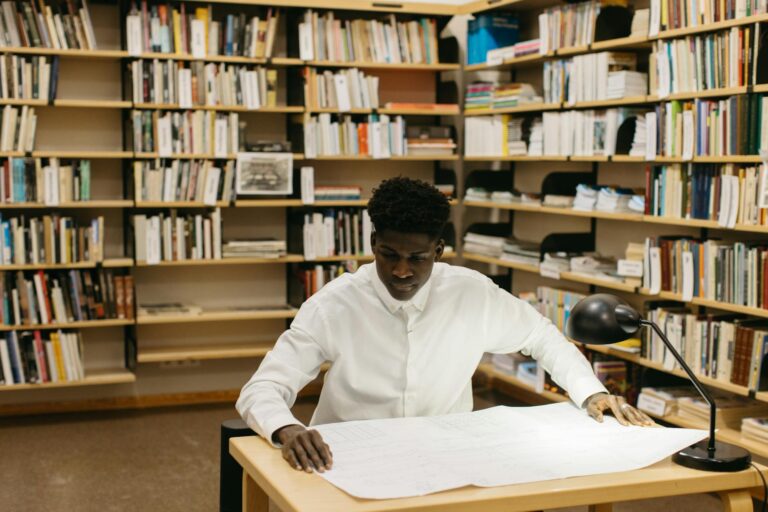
[{"xmin": 369, "ymin": 263, "xmax": 433, "ymax": 314}]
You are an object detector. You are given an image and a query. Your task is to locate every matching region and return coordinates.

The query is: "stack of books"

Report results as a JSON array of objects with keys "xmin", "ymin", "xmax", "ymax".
[
  {"xmin": 0, "ymin": 55, "xmax": 56, "ymax": 101},
  {"xmin": 137, "ymin": 303, "xmax": 203, "ymax": 317},
  {"xmin": 298, "ymin": 10, "xmax": 439, "ymax": 64},
  {"xmin": 528, "ymin": 118, "xmax": 544, "ymax": 156},
  {"xmin": 607, "ymin": 71, "xmax": 647, "ymax": 99},
  {"xmin": 0, "ymin": 330, "xmax": 85, "ymax": 386},
  {"xmin": 0, "ymin": 0, "xmax": 98, "ymax": 50},
  {"xmin": 314, "ymin": 186, "xmax": 362, "ymax": 201},
  {"xmin": 501, "ymin": 239, "xmax": 541, "ymax": 266},
  {"xmin": 299, "ymin": 261, "xmax": 358, "ymax": 300},
  {"xmin": 126, "ymin": 4, "xmax": 279, "ymax": 58},
  {"xmin": 462, "ymin": 232, "xmax": 505, "ymax": 258},
  {"xmin": 560, "ymin": 52, "xmax": 638, "ymax": 104},
  {"xmin": 569, "ymin": 254, "xmax": 621, "ymax": 281},
  {"xmin": 573, "ymin": 184, "xmax": 598, "ymax": 210},
  {"xmin": 637, "ymin": 387, "xmax": 699, "ymax": 417},
  {"xmin": 492, "ymin": 83, "xmax": 540, "ymax": 109},
  {"xmin": 406, "ymin": 126, "xmax": 456, "ymax": 156},
  {"xmin": 678, "ymin": 396, "xmax": 768, "ymax": 428},
  {"xmin": 464, "ymin": 187, "xmax": 490, "ymax": 201},
  {"xmin": 465, "ymin": 82, "xmax": 494, "ymax": 111},
  {"xmin": 542, "ymin": 193, "xmax": 573, "ymax": 208},
  {"xmin": 533, "ymin": 286, "xmax": 586, "ymax": 331},
  {"xmin": 506, "ymin": 118, "xmax": 527, "ymax": 155},
  {"xmin": 0, "ymin": 158, "xmax": 91, "ymax": 205},
  {"xmin": 741, "ymin": 417, "xmax": 768, "ymax": 443},
  {"xmin": 595, "ymin": 187, "xmax": 635, "ymax": 212},
  {"xmin": 222, "ymin": 239, "xmax": 286, "ymax": 259}
]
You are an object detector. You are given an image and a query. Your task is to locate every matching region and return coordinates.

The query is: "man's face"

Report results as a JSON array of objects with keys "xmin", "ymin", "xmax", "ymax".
[{"xmin": 372, "ymin": 229, "xmax": 444, "ymax": 301}]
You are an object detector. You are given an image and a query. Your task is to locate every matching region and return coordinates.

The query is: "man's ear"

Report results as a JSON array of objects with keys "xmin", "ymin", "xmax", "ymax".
[
  {"xmin": 434, "ymin": 238, "xmax": 445, "ymax": 261},
  {"xmin": 370, "ymin": 231, "xmax": 377, "ymax": 252}
]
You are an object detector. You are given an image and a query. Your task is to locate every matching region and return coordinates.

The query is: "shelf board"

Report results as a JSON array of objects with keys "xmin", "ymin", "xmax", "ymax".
[
  {"xmin": 0, "ymin": 200, "xmax": 132, "ymax": 209},
  {"xmin": 0, "ymin": 258, "xmax": 132, "ymax": 271},
  {"xmin": 0, "ymin": 368, "xmax": 135, "ymax": 391},
  {"xmin": 661, "ymin": 86, "xmax": 749, "ymax": 101},
  {"xmin": 0, "ymin": 47, "xmax": 127, "ymax": 59},
  {"xmin": 646, "ymin": 411, "xmax": 768, "ymax": 459},
  {"xmin": 693, "ymin": 155, "xmax": 763, "ymax": 163},
  {"xmin": 133, "ymin": 152, "xmax": 238, "ymax": 160},
  {"xmin": 610, "ymin": 155, "xmax": 648, "ymax": 163},
  {"xmin": 32, "ymin": 150, "xmax": 133, "ymax": 159},
  {"xmin": 308, "ymin": 107, "xmax": 459, "ymax": 116},
  {"xmin": 133, "ymin": 103, "xmax": 304, "ymax": 113},
  {"xmin": 590, "ymin": 35, "xmax": 652, "ymax": 51},
  {"xmin": 132, "ymin": 52, "xmax": 304, "ymax": 66},
  {"xmin": 0, "ymin": 98, "xmax": 48, "ymax": 107},
  {"xmin": 463, "ymin": 200, "xmax": 644, "ymax": 222},
  {"xmin": 568, "ymin": 96, "xmax": 651, "ymax": 109},
  {"xmin": 233, "ymin": 199, "xmax": 304, "ymax": 207},
  {"xmin": 0, "ymin": 319, "xmax": 133, "ymax": 331},
  {"xmin": 464, "ymin": 52, "xmax": 550, "ymax": 72},
  {"xmin": 463, "ymin": 251, "xmax": 637, "ymax": 292},
  {"xmin": 464, "ymin": 155, "xmax": 569, "ymax": 162},
  {"xmin": 134, "ymin": 201, "xmax": 229, "ymax": 208},
  {"xmin": 479, "ymin": 363, "xmax": 569, "ymax": 403},
  {"xmin": 654, "ymin": 13, "xmax": 768, "ymax": 40},
  {"xmin": 307, "ymin": 155, "xmax": 458, "ymax": 161},
  {"xmin": 53, "ymin": 99, "xmax": 132, "ymax": 109},
  {"xmin": 579, "ymin": 343, "xmax": 757, "ymax": 400},
  {"xmin": 638, "ymin": 288, "xmax": 768, "ymax": 319},
  {"xmin": 137, "ymin": 308, "xmax": 298, "ymax": 325},
  {"xmin": 464, "ymin": 103, "xmax": 560, "ymax": 116},
  {"xmin": 137, "ymin": 343, "xmax": 273, "ymax": 363},
  {"xmin": 306, "ymin": 60, "xmax": 459, "ymax": 71},
  {"xmin": 135, "ymin": 255, "xmax": 305, "ymax": 267},
  {"xmin": 570, "ymin": 155, "xmax": 610, "ymax": 162}
]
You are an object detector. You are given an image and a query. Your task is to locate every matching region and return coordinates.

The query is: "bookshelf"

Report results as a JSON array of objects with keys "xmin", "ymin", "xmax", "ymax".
[
  {"xmin": 0, "ymin": 0, "xmax": 463, "ymax": 412},
  {"xmin": 459, "ymin": 0, "xmax": 768, "ymax": 454}
]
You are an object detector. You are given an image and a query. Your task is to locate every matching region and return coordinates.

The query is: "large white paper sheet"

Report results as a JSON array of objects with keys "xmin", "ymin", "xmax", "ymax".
[{"xmin": 313, "ymin": 403, "xmax": 708, "ymax": 499}]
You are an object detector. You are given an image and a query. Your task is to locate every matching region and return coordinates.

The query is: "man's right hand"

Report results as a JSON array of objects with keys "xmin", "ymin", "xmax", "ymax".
[{"xmin": 274, "ymin": 424, "xmax": 333, "ymax": 473}]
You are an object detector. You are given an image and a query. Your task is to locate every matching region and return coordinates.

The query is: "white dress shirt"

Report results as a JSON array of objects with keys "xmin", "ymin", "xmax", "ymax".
[{"xmin": 236, "ymin": 262, "xmax": 607, "ymax": 445}]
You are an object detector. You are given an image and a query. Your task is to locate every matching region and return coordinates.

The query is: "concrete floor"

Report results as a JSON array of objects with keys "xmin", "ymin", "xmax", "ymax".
[{"xmin": 0, "ymin": 392, "xmax": 727, "ymax": 512}]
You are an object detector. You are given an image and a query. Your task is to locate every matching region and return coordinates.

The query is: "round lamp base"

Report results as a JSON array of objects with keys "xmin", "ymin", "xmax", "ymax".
[{"xmin": 673, "ymin": 440, "xmax": 751, "ymax": 472}]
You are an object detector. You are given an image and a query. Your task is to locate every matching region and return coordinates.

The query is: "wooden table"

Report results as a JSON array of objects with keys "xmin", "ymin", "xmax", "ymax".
[{"xmin": 230, "ymin": 436, "xmax": 766, "ymax": 512}]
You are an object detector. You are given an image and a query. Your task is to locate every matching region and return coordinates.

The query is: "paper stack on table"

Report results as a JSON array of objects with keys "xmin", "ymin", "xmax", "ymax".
[{"xmin": 314, "ymin": 403, "xmax": 708, "ymax": 500}]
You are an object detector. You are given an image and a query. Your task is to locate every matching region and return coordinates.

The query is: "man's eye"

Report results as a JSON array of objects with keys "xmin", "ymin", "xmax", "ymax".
[{"xmin": 410, "ymin": 256, "xmax": 427, "ymax": 262}]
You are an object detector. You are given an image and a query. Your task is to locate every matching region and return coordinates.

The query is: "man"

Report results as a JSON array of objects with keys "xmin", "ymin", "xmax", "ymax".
[{"xmin": 236, "ymin": 177, "xmax": 653, "ymax": 474}]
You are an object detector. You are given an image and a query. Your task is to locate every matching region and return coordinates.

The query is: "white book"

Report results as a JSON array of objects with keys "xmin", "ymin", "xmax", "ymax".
[
  {"xmin": 299, "ymin": 23, "xmax": 314, "ymax": 60},
  {"xmin": 245, "ymin": 71, "xmax": 260, "ymax": 109},
  {"xmin": 126, "ymin": 15, "xmax": 142, "ymax": 55},
  {"xmin": 203, "ymin": 218, "xmax": 212, "ymax": 259},
  {"xmin": 303, "ymin": 219, "xmax": 316, "ymax": 260},
  {"xmin": 44, "ymin": 340, "xmax": 58, "ymax": 383},
  {"xmin": 0, "ymin": 339, "xmax": 13, "ymax": 385},
  {"xmin": 52, "ymin": 286, "xmax": 67, "ymax": 324},
  {"xmin": 44, "ymin": 165, "xmax": 60, "ymax": 205},
  {"xmin": 203, "ymin": 166, "xmax": 221, "ymax": 206},
  {"xmin": 178, "ymin": 69, "xmax": 193, "ymax": 109},
  {"xmin": 147, "ymin": 216, "xmax": 161, "ymax": 264},
  {"xmin": 194, "ymin": 215, "xmax": 203, "ymax": 259},
  {"xmin": 157, "ymin": 114, "xmax": 172, "ymax": 157},
  {"xmin": 301, "ymin": 166, "xmax": 315, "ymax": 204},
  {"xmin": 190, "ymin": 19, "xmax": 206, "ymax": 58},
  {"xmin": 134, "ymin": 215, "xmax": 148, "ymax": 263},
  {"xmin": 334, "ymin": 74, "xmax": 351, "ymax": 112},
  {"xmin": 60, "ymin": 333, "xmax": 74, "ymax": 381},
  {"xmin": 208, "ymin": 22, "xmax": 220, "ymax": 56},
  {"xmin": 214, "ymin": 117, "xmax": 228, "ymax": 157},
  {"xmin": 682, "ymin": 110, "xmax": 694, "ymax": 160},
  {"xmin": 212, "ymin": 208, "xmax": 222, "ymax": 259},
  {"xmin": 33, "ymin": 273, "xmax": 50, "ymax": 325},
  {"xmin": 645, "ymin": 112, "xmax": 657, "ymax": 161}
]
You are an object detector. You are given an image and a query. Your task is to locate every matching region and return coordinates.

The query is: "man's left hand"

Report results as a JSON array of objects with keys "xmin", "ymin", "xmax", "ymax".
[{"xmin": 585, "ymin": 393, "xmax": 655, "ymax": 426}]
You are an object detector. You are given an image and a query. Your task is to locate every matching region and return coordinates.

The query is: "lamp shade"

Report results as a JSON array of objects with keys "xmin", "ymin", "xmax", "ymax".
[{"xmin": 565, "ymin": 293, "xmax": 641, "ymax": 345}]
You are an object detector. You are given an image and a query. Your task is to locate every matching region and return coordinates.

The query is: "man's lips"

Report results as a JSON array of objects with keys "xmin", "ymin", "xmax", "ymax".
[{"xmin": 391, "ymin": 282, "xmax": 417, "ymax": 291}]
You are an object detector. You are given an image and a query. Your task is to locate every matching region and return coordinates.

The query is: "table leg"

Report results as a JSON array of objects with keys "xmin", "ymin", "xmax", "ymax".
[
  {"xmin": 242, "ymin": 469, "xmax": 269, "ymax": 512},
  {"xmin": 588, "ymin": 504, "xmax": 613, "ymax": 512},
  {"xmin": 719, "ymin": 490, "xmax": 753, "ymax": 512}
]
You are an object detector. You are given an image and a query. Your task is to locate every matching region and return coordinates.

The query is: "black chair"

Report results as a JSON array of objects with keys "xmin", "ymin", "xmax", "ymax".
[{"xmin": 220, "ymin": 419, "xmax": 257, "ymax": 512}]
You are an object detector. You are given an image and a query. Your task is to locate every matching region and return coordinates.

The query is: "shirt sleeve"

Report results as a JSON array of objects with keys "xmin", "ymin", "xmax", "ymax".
[
  {"xmin": 482, "ymin": 281, "xmax": 607, "ymax": 408},
  {"xmin": 236, "ymin": 299, "xmax": 332, "ymax": 446}
]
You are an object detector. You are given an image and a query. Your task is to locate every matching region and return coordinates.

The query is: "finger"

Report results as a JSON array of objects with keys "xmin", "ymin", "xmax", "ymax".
[
  {"xmin": 292, "ymin": 442, "xmax": 314, "ymax": 473},
  {"xmin": 284, "ymin": 448, "xmax": 303, "ymax": 471},
  {"xmin": 588, "ymin": 399, "xmax": 605, "ymax": 422},
  {"xmin": 310, "ymin": 430, "xmax": 333, "ymax": 469},
  {"xmin": 623, "ymin": 406, "xmax": 646, "ymax": 426},
  {"xmin": 299, "ymin": 434, "xmax": 326, "ymax": 473},
  {"xmin": 608, "ymin": 396, "xmax": 629, "ymax": 426},
  {"xmin": 635, "ymin": 408, "xmax": 656, "ymax": 426}
]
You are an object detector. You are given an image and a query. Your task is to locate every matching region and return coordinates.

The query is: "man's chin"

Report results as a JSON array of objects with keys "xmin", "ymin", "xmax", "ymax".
[{"xmin": 387, "ymin": 285, "xmax": 418, "ymax": 301}]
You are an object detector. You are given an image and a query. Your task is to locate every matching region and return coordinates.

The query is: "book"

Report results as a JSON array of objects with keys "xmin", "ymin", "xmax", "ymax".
[
  {"xmin": 0, "ymin": 214, "xmax": 105, "ymax": 265},
  {"xmin": 133, "ymin": 209, "xmax": 222, "ymax": 263},
  {"xmin": 134, "ymin": 160, "xmax": 235, "ymax": 204}
]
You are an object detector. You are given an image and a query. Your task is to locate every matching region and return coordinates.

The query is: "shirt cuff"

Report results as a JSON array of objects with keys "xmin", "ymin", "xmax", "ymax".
[
  {"xmin": 567, "ymin": 376, "xmax": 608, "ymax": 410},
  {"xmin": 260, "ymin": 412, "xmax": 306, "ymax": 448}
]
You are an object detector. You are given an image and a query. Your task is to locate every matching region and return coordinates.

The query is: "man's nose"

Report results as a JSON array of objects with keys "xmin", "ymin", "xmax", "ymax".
[{"xmin": 392, "ymin": 258, "xmax": 413, "ymax": 278}]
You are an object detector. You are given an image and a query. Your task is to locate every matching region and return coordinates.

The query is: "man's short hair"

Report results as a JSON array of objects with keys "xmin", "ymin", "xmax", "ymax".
[{"xmin": 367, "ymin": 177, "xmax": 450, "ymax": 239}]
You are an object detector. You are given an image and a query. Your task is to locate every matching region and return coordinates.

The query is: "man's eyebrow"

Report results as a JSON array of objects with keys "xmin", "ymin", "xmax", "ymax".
[{"xmin": 379, "ymin": 244, "xmax": 430, "ymax": 255}]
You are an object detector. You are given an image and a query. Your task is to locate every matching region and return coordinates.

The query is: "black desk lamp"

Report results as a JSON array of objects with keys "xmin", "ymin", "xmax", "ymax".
[{"xmin": 565, "ymin": 293, "xmax": 752, "ymax": 472}]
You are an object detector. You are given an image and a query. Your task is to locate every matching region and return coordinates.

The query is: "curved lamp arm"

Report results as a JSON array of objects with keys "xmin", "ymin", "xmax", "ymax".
[{"xmin": 640, "ymin": 319, "xmax": 717, "ymax": 456}]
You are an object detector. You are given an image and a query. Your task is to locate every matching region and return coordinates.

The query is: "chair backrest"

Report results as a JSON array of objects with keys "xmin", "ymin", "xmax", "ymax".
[{"xmin": 220, "ymin": 419, "xmax": 256, "ymax": 512}]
